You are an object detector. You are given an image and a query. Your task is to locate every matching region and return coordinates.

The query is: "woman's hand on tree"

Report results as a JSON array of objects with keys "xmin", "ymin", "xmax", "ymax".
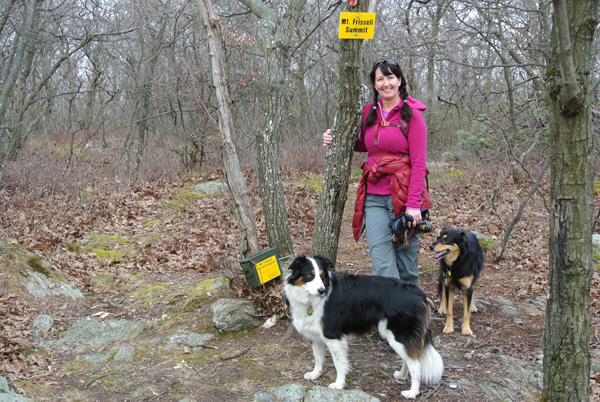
[{"xmin": 322, "ymin": 129, "xmax": 332, "ymax": 147}]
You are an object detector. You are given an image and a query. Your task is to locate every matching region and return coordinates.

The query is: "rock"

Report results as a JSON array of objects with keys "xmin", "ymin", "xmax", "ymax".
[
  {"xmin": 188, "ymin": 181, "xmax": 228, "ymax": 197},
  {"xmin": 489, "ymin": 296, "xmax": 543, "ymax": 322},
  {"xmin": 31, "ymin": 314, "xmax": 54, "ymax": 339},
  {"xmin": 0, "ymin": 376, "xmax": 32, "ymax": 401},
  {"xmin": 185, "ymin": 333, "xmax": 214, "ymax": 348},
  {"xmin": 211, "ymin": 299, "xmax": 260, "ymax": 332},
  {"xmin": 77, "ymin": 352, "xmax": 112, "ymax": 364},
  {"xmin": 592, "ymin": 234, "xmax": 600, "ymax": 247},
  {"xmin": 471, "ymin": 231, "xmax": 494, "ymax": 244},
  {"xmin": 591, "ymin": 348, "xmax": 600, "ymax": 372},
  {"xmin": 38, "ymin": 317, "xmax": 150, "ymax": 350},
  {"xmin": 305, "ymin": 385, "xmax": 380, "ymax": 402},
  {"xmin": 254, "ymin": 383, "xmax": 306, "ymax": 402},
  {"xmin": 254, "ymin": 384, "xmax": 380, "ymax": 402},
  {"xmin": 113, "ymin": 344, "xmax": 136, "ymax": 362},
  {"xmin": 474, "ymin": 355, "xmax": 542, "ymax": 402},
  {"xmin": 5, "ymin": 250, "xmax": 84, "ymax": 300},
  {"xmin": 164, "ymin": 330, "xmax": 213, "ymax": 350}
]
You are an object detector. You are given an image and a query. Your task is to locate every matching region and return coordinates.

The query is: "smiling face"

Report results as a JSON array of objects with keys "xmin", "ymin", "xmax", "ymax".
[{"xmin": 374, "ymin": 67, "xmax": 401, "ymax": 106}]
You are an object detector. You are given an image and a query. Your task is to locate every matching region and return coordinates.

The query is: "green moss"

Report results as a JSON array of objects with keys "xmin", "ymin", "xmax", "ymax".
[
  {"xmin": 88, "ymin": 273, "xmax": 121, "ymax": 290},
  {"xmin": 144, "ymin": 220, "xmax": 160, "ymax": 228},
  {"xmin": 27, "ymin": 256, "xmax": 51, "ymax": 277},
  {"xmin": 65, "ymin": 359, "xmax": 97, "ymax": 373},
  {"xmin": 81, "ymin": 233, "xmax": 132, "ymax": 260},
  {"xmin": 65, "ymin": 243, "xmax": 81, "ymax": 253},
  {"xmin": 479, "ymin": 238, "xmax": 495, "ymax": 248},
  {"xmin": 21, "ymin": 347, "xmax": 41, "ymax": 356},
  {"xmin": 87, "ymin": 249, "xmax": 125, "ymax": 259},
  {"xmin": 180, "ymin": 188, "xmax": 202, "ymax": 199}
]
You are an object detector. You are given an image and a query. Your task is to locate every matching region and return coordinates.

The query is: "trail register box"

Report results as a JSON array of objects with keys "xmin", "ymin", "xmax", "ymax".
[{"xmin": 240, "ymin": 248, "xmax": 281, "ymax": 288}]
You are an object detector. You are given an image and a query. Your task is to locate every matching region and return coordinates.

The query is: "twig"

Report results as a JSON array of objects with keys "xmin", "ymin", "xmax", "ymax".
[
  {"xmin": 197, "ymin": 344, "xmax": 218, "ymax": 349},
  {"xmin": 590, "ymin": 324, "xmax": 600, "ymax": 347},
  {"xmin": 424, "ymin": 382, "xmax": 443, "ymax": 399},
  {"xmin": 109, "ymin": 285, "xmax": 140, "ymax": 307},
  {"xmin": 278, "ymin": 321, "xmax": 295, "ymax": 345},
  {"xmin": 84, "ymin": 372, "xmax": 119, "ymax": 389},
  {"xmin": 219, "ymin": 347, "xmax": 250, "ymax": 361},
  {"xmin": 474, "ymin": 313, "xmax": 494, "ymax": 348}
]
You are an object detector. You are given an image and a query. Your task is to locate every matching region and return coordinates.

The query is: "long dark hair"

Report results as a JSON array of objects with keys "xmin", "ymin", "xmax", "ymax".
[{"xmin": 365, "ymin": 60, "xmax": 412, "ymax": 128}]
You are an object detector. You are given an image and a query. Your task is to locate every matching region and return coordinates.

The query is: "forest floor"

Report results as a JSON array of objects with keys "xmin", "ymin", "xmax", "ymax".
[{"xmin": 1, "ymin": 159, "xmax": 599, "ymax": 401}]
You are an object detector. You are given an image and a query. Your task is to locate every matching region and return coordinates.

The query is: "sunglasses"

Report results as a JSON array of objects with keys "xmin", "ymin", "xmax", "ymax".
[{"xmin": 374, "ymin": 58, "xmax": 399, "ymax": 67}]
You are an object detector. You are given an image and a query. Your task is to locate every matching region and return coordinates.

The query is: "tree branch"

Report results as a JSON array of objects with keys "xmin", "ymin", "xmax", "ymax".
[{"xmin": 552, "ymin": 0, "xmax": 582, "ymax": 111}]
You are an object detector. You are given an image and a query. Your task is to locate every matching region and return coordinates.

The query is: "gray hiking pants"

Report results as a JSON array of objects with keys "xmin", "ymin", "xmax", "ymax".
[{"xmin": 364, "ymin": 194, "xmax": 419, "ymax": 285}]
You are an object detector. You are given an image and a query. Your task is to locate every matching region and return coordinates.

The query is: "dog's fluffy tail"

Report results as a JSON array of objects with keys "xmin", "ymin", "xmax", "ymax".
[{"xmin": 419, "ymin": 343, "xmax": 444, "ymax": 384}]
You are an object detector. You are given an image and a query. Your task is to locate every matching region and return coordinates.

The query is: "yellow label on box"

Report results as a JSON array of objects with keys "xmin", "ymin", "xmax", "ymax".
[
  {"xmin": 256, "ymin": 255, "xmax": 281, "ymax": 284},
  {"xmin": 338, "ymin": 12, "xmax": 376, "ymax": 39}
]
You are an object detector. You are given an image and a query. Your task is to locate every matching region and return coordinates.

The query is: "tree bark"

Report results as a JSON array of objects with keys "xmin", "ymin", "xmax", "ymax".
[
  {"xmin": 542, "ymin": 1, "xmax": 598, "ymax": 400},
  {"xmin": 237, "ymin": 0, "xmax": 307, "ymax": 262},
  {"xmin": 311, "ymin": 0, "xmax": 370, "ymax": 262},
  {"xmin": 198, "ymin": 0, "xmax": 260, "ymax": 259}
]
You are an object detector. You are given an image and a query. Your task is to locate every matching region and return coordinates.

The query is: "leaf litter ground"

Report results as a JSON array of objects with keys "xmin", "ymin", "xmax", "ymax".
[{"xmin": 0, "ymin": 161, "xmax": 599, "ymax": 401}]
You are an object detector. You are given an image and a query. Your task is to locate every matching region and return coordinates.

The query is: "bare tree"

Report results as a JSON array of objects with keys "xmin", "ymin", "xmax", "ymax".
[
  {"xmin": 236, "ymin": 0, "xmax": 308, "ymax": 260},
  {"xmin": 311, "ymin": 0, "xmax": 370, "ymax": 262},
  {"xmin": 198, "ymin": 0, "xmax": 260, "ymax": 258},
  {"xmin": 542, "ymin": 0, "xmax": 599, "ymax": 400}
]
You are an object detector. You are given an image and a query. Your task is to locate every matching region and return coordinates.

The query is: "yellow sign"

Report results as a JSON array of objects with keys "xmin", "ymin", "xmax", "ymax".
[
  {"xmin": 338, "ymin": 12, "xmax": 376, "ymax": 39},
  {"xmin": 255, "ymin": 255, "xmax": 281, "ymax": 284}
]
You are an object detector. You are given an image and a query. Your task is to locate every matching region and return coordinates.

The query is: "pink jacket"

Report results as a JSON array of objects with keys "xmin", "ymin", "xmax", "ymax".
[
  {"xmin": 351, "ymin": 154, "xmax": 431, "ymax": 241},
  {"xmin": 355, "ymin": 96, "xmax": 428, "ymax": 210}
]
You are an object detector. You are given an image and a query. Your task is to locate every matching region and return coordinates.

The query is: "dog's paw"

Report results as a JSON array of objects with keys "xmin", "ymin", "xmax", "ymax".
[
  {"xmin": 443, "ymin": 324, "xmax": 454, "ymax": 334},
  {"xmin": 394, "ymin": 369, "xmax": 408, "ymax": 380},
  {"xmin": 461, "ymin": 326, "xmax": 473, "ymax": 336},
  {"xmin": 401, "ymin": 389, "xmax": 419, "ymax": 399},
  {"xmin": 304, "ymin": 370, "xmax": 322, "ymax": 380},
  {"xmin": 328, "ymin": 381, "xmax": 346, "ymax": 390},
  {"xmin": 437, "ymin": 307, "xmax": 447, "ymax": 315}
]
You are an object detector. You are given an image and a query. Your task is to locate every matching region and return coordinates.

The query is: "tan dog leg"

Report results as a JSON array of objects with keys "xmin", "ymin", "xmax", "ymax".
[
  {"xmin": 469, "ymin": 295, "xmax": 477, "ymax": 313},
  {"xmin": 438, "ymin": 283, "xmax": 447, "ymax": 315},
  {"xmin": 443, "ymin": 287, "xmax": 455, "ymax": 333},
  {"xmin": 461, "ymin": 291, "xmax": 472, "ymax": 335}
]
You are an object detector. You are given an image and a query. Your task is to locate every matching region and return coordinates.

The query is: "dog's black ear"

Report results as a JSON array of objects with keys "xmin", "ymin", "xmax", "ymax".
[
  {"xmin": 459, "ymin": 231, "xmax": 469, "ymax": 244},
  {"xmin": 313, "ymin": 254, "xmax": 334, "ymax": 272},
  {"xmin": 286, "ymin": 255, "xmax": 307, "ymax": 282}
]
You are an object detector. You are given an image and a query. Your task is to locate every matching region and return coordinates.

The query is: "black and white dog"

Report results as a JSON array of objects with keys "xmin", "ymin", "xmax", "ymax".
[{"xmin": 284, "ymin": 255, "xmax": 443, "ymax": 399}]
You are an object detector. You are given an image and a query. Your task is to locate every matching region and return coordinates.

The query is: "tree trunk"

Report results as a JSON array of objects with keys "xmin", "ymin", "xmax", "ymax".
[
  {"xmin": 542, "ymin": 1, "xmax": 598, "ymax": 400},
  {"xmin": 238, "ymin": 0, "xmax": 307, "ymax": 263},
  {"xmin": 198, "ymin": 0, "xmax": 260, "ymax": 259},
  {"xmin": 134, "ymin": 17, "xmax": 168, "ymax": 173},
  {"xmin": 311, "ymin": 0, "xmax": 370, "ymax": 262}
]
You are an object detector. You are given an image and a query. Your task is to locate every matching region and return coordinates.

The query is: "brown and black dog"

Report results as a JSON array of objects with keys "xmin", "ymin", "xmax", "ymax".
[{"xmin": 430, "ymin": 229, "xmax": 484, "ymax": 335}]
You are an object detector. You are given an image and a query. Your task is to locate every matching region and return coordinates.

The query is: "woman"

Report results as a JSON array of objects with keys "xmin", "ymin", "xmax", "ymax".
[{"xmin": 323, "ymin": 58, "xmax": 429, "ymax": 284}]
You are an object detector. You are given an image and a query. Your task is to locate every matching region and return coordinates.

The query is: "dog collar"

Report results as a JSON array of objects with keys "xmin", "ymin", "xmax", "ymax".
[
  {"xmin": 307, "ymin": 306, "xmax": 314, "ymax": 316},
  {"xmin": 444, "ymin": 270, "xmax": 451, "ymax": 279}
]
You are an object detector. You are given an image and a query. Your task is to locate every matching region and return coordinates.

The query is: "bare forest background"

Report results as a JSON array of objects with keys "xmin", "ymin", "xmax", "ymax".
[{"xmin": 3, "ymin": 0, "xmax": 598, "ymax": 215}]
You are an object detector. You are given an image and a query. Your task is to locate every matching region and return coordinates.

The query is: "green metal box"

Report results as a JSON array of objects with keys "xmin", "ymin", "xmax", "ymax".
[{"xmin": 239, "ymin": 248, "xmax": 281, "ymax": 288}]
